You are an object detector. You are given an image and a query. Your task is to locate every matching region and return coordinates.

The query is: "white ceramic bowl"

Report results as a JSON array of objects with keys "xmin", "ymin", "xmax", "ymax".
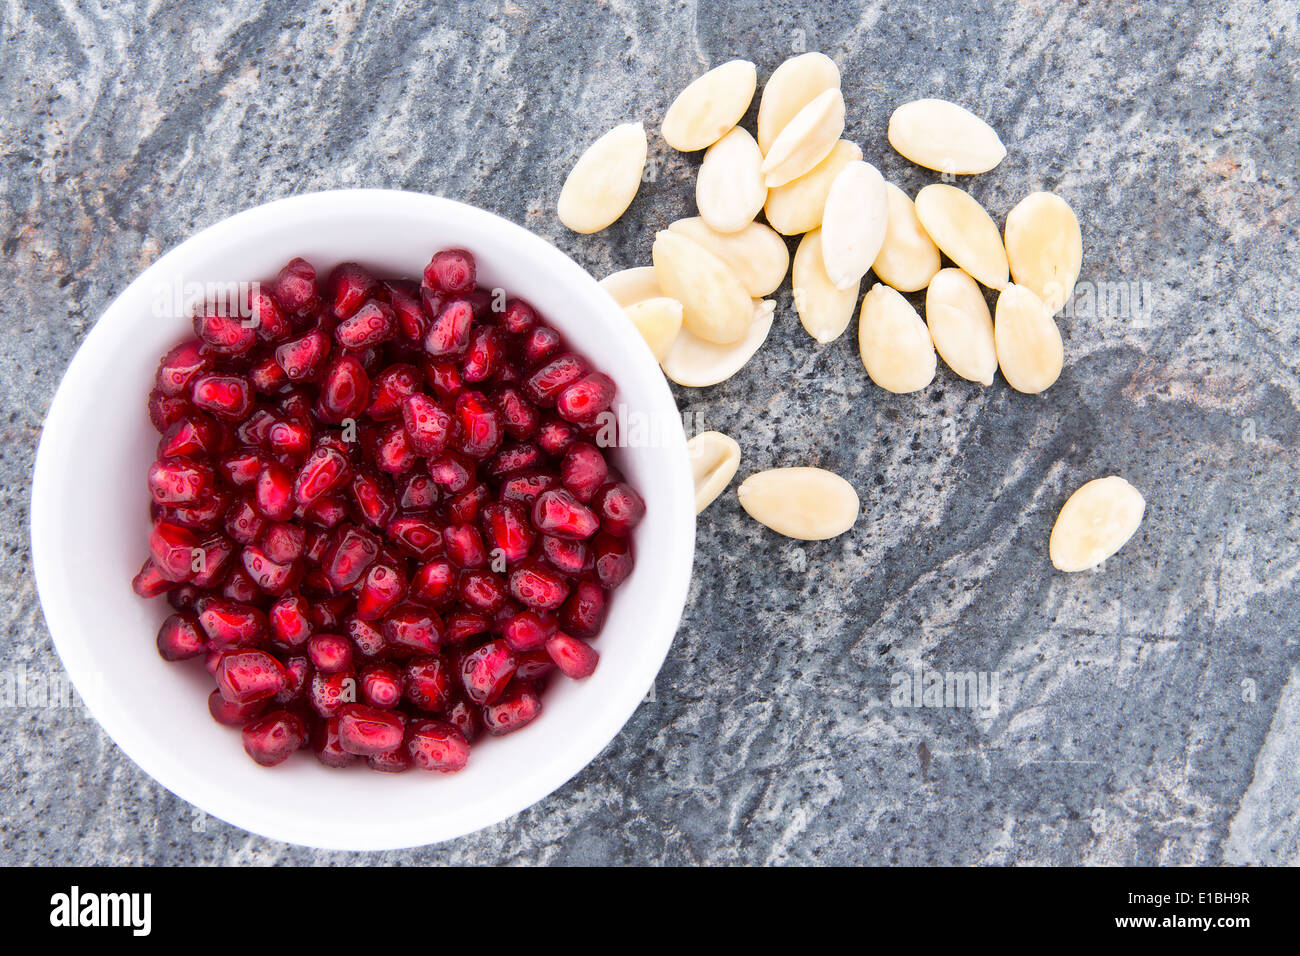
[{"xmin": 30, "ymin": 190, "xmax": 695, "ymax": 850}]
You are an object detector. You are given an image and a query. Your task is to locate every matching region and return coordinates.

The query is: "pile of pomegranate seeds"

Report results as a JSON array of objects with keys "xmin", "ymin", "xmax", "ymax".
[{"xmin": 134, "ymin": 249, "xmax": 645, "ymax": 772}]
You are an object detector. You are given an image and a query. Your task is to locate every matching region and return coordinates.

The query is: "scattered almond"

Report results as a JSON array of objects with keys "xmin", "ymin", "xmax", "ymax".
[
  {"xmin": 757, "ymin": 52, "xmax": 841, "ymax": 153},
  {"xmin": 993, "ymin": 284, "xmax": 1063, "ymax": 394},
  {"xmin": 557, "ymin": 122, "xmax": 648, "ymax": 234},
  {"xmin": 763, "ymin": 139, "xmax": 862, "ymax": 236},
  {"xmin": 599, "ymin": 267, "xmax": 663, "ymax": 308},
  {"xmin": 925, "ymin": 268, "xmax": 996, "ymax": 385},
  {"xmin": 914, "ymin": 183, "xmax": 1009, "ymax": 289},
  {"xmin": 760, "ymin": 87, "xmax": 845, "ymax": 187},
  {"xmin": 820, "ymin": 160, "xmax": 888, "ymax": 291},
  {"xmin": 887, "ymin": 98, "xmax": 1006, "ymax": 174},
  {"xmin": 696, "ymin": 127, "xmax": 767, "ymax": 234},
  {"xmin": 651, "ymin": 230, "xmax": 753, "ymax": 345},
  {"xmin": 661, "ymin": 60, "xmax": 758, "ymax": 152},
  {"xmin": 1049, "ymin": 476, "xmax": 1145, "ymax": 572},
  {"xmin": 858, "ymin": 283, "xmax": 937, "ymax": 393},
  {"xmin": 738, "ymin": 467, "xmax": 860, "ymax": 540},
  {"xmin": 687, "ymin": 431, "xmax": 742, "ymax": 513},
  {"xmin": 623, "ymin": 296, "xmax": 683, "ymax": 361},
  {"xmin": 872, "ymin": 183, "xmax": 941, "ymax": 293},
  {"xmin": 660, "ymin": 299, "xmax": 774, "ymax": 387},
  {"xmin": 792, "ymin": 228, "xmax": 859, "ymax": 344},
  {"xmin": 668, "ymin": 218, "xmax": 789, "ymax": 297},
  {"xmin": 1004, "ymin": 191, "xmax": 1083, "ymax": 313}
]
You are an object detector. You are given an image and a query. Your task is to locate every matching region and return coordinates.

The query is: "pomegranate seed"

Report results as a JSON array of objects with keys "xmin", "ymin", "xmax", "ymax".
[
  {"xmin": 556, "ymin": 372, "xmax": 615, "ymax": 424},
  {"xmin": 423, "ymin": 358, "xmax": 464, "ymax": 402},
  {"xmin": 294, "ymin": 446, "xmax": 351, "ymax": 507},
  {"xmin": 502, "ymin": 609, "xmax": 557, "ymax": 652},
  {"xmin": 454, "ymin": 391, "xmax": 503, "ymax": 459},
  {"xmin": 132, "ymin": 559, "xmax": 174, "ymax": 598},
  {"xmin": 158, "ymin": 415, "xmax": 220, "ymax": 459},
  {"xmin": 481, "ymin": 501, "xmax": 534, "ymax": 564},
  {"xmin": 359, "ymin": 663, "xmax": 404, "ymax": 709},
  {"xmin": 305, "ymin": 493, "xmax": 349, "ymax": 529},
  {"xmin": 546, "ymin": 633, "xmax": 600, "ymax": 679},
  {"xmin": 329, "ymin": 262, "xmax": 378, "ymax": 320},
  {"xmin": 382, "ymin": 605, "xmax": 443, "ymax": 654},
  {"xmin": 248, "ymin": 354, "xmax": 289, "ymax": 393},
  {"xmin": 242, "ymin": 710, "xmax": 306, "ymax": 767},
  {"xmin": 148, "ymin": 457, "xmax": 214, "ymax": 506},
  {"xmin": 191, "ymin": 374, "xmax": 253, "ymax": 421},
  {"xmin": 274, "ymin": 655, "xmax": 311, "ymax": 704},
  {"xmin": 336, "ymin": 299, "xmax": 396, "ymax": 349},
  {"xmin": 368, "ymin": 748, "xmax": 413, "ymax": 772},
  {"xmin": 249, "ymin": 287, "xmax": 292, "ymax": 342},
  {"xmin": 501, "ymin": 298, "xmax": 537, "ymax": 334},
  {"xmin": 317, "ymin": 354, "xmax": 370, "ymax": 422},
  {"xmin": 540, "ymin": 535, "xmax": 591, "ymax": 576},
  {"xmin": 275, "ymin": 328, "xmax": 331, "ymax": 382},
  {"xmin": 523, "ymin": 353, "xmax": 587, "ymax": 407},
  {"xmin": 536, "ymin": 417, "xmax": 578, "ymax": 457},
  {"xmin": 401, "ymin": 393, "xmax": 451, "ymax": 456},
  {"xmin": 407, "ymin": 720, "xmax": 470, "ymax": 773},
  {"xmin": 515, "ymin": 649, "xmax": 556, "ymax": 681},
  {"xmin": 493, "ymin": 386, "xmax": 540, "ymax": 439},
  {"xmin": 374, "ymin": 422, "xmax": 417, "ymax": 474},
  {"xmin": 254, "ymin": 461, "xmax": 295, "ymax": 521},
  {"xmin": 214, "ymin": 649, "xmax": 286, "ymax": 703},
  {"xmin": 459, "ymin": 569, "xmax": 508, "ymax": 612},
  {"xmin": 387, "ymin": 282, "xmax": 428, "ymax": 342},
  {"xmin": 259, "ymin": 522, "xmax": 306, "ymax": 563},
  {"xmin": 268, "ymin": 594, "xmax": 312, "ymax": 648},
  {"xmin": 459, "ymin": 640, "xmax": 516, "ymax": 705},
  {"xmin": 444, "ymin": 695, "xmax": 481, "ymax": 742},
  {"xmin": 445, "ymin": 483, "xmax": 489, "ymax": 524},
  {"xmin": 443, "ymin": 523, "xmax": 487, "ymax": 568},
  {"xmin": 149, "ymin": 389, "xmax": 191, "ymax": 432},
  {"xmin": 423, "ymin": 248, "xmax": 476, "ymax": 295},
  {"xmin": 386, "ymin": 515, "xmax": 443, "ymax": 560},
  {"xmin": 509, "ymin": 562, "xmax": 571, "ymax": 611},
  {"xmin": 482, "ymin": 683, "xmax": 542, "ymax": 736},
  {"xmin": 156, "ymin": 612, "xmax": 206, "ymax": 661},
  {"xmin": 367, "ymin": 363, "xmax": 422, "ymax": 420},
  {"xmin": 521, "ymin": 325, "xmax": 562, "ymax": 367},
  {"xmin": 354, "ymin": 559, "xmax": 408, "ymax": 620},
  {"xmin": 194, "ymin": 311, "xmax": 257, "ymax": 356},
  {"xmin": 208, "ymin": 688, "xmax": 266, "ymax": 727},
  {"xmin": 322, "ymin": 525, "xmax": 380, "ymax": 589},
  {"xmin": 347, "ymin": 616, "xmax": 386, "ymax": 657},
  {"xmin": 424, "ymin": 298, "xmax": 475, "ymax": 357},
  {"xmin": 489, "ymin": 442, "xmax": 544, "ymax": 478},
  {"xmin": 560, "ymin": 442, "xmax": 609, "ymax": 502},
  {"xmin": 311, "ymin": 717, "xmax": 359, "ymax": 767},
  {"xmin": 444, "ymin": 610, "xmax": 491, "ymax": 644},
  {"xmin": 428, "ymin": 451, "xmax": 475, "ymax": 493},
  {"xmin": 149, "ymin": 521, "xmax": 200, "ymax": 582},
  {"xmin": 218, "ymin": 449, "xmax": 264, "ymax": 488},
  {"xmin": 236, "ymin": 408, "xmax": 277, "ymax": 447},
  {"xmin": 593, "ymin": 532, "xmax": 634, "ymax": 588},
  {"xmin": 272, "ymin": 257, "xmax": 319, "ymax": 313},
  {"xmin": 307, "ymin": 633, "xmax": 354, "ymax": 674},
  {"xmin": 562, "ymin": 579, "xmax": 608, "ymax": 638},
  {"xmin": 349, "ymin": 470, "xmax": 396, "ymax": 529},
  {"xmin": 593, "ymin": 481, "xmax": 646, "ymax": 536},
  {"xmin": 240, "ymin": 544, "xmax": 298, "ymax": 595},
  {"xmin": 221, "ymin": 568, "xmax": 262, "ymax": 604},
  {"xmin": 410, "ymin": 559, "xmax": 457, "ymax": 607},
  {"xmin": 398, "ymin": 473, "xmax": 439, "ymax": 510},
  {"xmin": 338, "ymin": 703, "xmax": 406, "ymax": 756},
  {"xmin": 309, "ymin": 670, "xmax": 357, "ymax": 718},
  {"xmin": 190, "ymin": 536, "xmax": 235, "ymax": 587},
  {"xmin": 532, "ymin": 488, "xmax": 599, "ymax": 540},
  {"xmin": 404, "ymin": 656, "xmax": 451, "ymax": 711},
  {"xmin": 156, "ymin": 340, "xmax": 212, "ymax": 395},
  {"xmin": 462, "ymin": 325, "xmax": 502, "ymax": 382},
  {"xmin": 499, "ymin": 470, "xmax": 558, "ymax": 505}
]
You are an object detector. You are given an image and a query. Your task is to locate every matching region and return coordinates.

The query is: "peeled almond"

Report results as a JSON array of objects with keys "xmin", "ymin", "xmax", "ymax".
[
  {"xmin": 914, "ymin": 184, "xmax": 1009, "ymax": 290},
  {"xmin": 1049, "ymin": 476, "xmax": 1146, "ymax": 572},
  {"xmin": 696, "ymin": 127, "xmax": 766, "ymax": 233},
  {"xmin": 760, "ymin": 87, "xmax": 845, "ymax": 187},
  {"xmin": 624, "ymin": 297, "xmax": 683, "ymax": 361},
  {"xmin": 1004, "ymin": 192, "xmax": 1083, "ymax": 313},
  {"xmin": 687, "ymin": 431, "xmax": 742, "ymax": 513},
  {"xmin": 887, "ymin": 98, "xmax": 1006, "ymax": 174},
  {"xmin": 858, "ymin": 283, "xmax": 936, "ymax": 393},
  {"xmin": 925, "ymin": 268, "xmax": 996, "ymax": 385},
  {"xmin": 764, "ymin": 139, "xmax": 862, "ymax": 236},
  {"xmin": 661, "ymin": 60, "xmax": 758, "ymax": 152},
  {"xmin": 820, "ymin": 160, "xmax": 888, "ymax": 291},
  {"xmin": 661, "ymin": 300, "xmax": 774, "ymax": 387},
  {"xmin": 872, "ymin": 183, "xmax": 941, "ymax": 293},
  {"xmin": 738, "ymin": 467, "xmax": 860, "ymax": 540},
  {"xmin": 557, "ymin": 122, "xmax": 648, "ymax": 234},
  {"xmin": 792, "ymin": 229, "xmax": 859, "ymax": 344},
  {"xmin": 652, "ymin": 230, "xmax": 753, "ymax": 345},
  {"xmin": 993, "ymin": 284, "xmax": 1063, "ymax": 394},
  {"xmin": 668, "ymin": 218, "xmax": 790, "ymax": 297},
  {"xmin": 599, "ymin": 267, "xmax": 662, "ymax": 308},
  {"xmin": 757, "ymin": 52, "xmax": 841, "ymax": 153}
]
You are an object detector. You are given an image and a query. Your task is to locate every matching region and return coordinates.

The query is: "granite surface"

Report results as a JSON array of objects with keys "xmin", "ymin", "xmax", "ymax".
[{"xmin": 2, "ymin": 0, "xmax": 1298, "ymax": 865}]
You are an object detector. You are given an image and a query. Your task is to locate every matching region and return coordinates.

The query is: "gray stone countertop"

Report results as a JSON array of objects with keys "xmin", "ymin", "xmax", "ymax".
[{"xmin": 1, "ymin": 0, "xmax": 1297, "ymax": 865}]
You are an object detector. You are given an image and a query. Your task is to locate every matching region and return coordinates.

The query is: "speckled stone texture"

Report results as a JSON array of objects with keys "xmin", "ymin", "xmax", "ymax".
[{"xmin": 2, "ymin": 0, "xmax": 1298, "ymax": 865}]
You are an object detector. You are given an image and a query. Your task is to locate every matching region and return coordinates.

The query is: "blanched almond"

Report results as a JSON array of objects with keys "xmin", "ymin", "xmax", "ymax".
[
  {"xmin": 687, "ymin": 431, "xmax": 742, "ymax": 513},
  {"xmin": 1049, "ymin": 476, "xmax": 1145, "ymax": 572},
  {"xmin": 914, "ymin": 184, "xmax": 1009, "ymax": 290},
  {"xmin": 757, "ymin": 52, "xmax": 841, "ymax": 153},
  {"xmin": 763, "ymin": 139, "xmax": 862, "ymax": 236},
  {"xmin": 652, "ymin": 230, "xmax": 753, "ymax": 345},
  {"xmin": 557, "ymin": 122, "xmax": 648, "ymax": 234},
  {"xmin": 669, "ymin": 218, "xmax": 790, "ymax": 297},
  {"xmin": 820, "ymin": 160, "xmax": 888, "ymax": 291},
  {"xmin": 1004, "ymin": 191, "xmax": 1083, "ymax": 313},
  {"xmin": 760, "ymin": 87, "xmax": 845, "ymax": 187},
  {"xmin": 737, "ymin": 467, "xmax": 859, "ymax": 540},
  {"xmin": 872, "ymin": 183, "xmax": 941, "ymax": 293},
  {"xmin": 696, "ymin": 127, "xmax": 766, "ymax": 233},
  {"xmin": 661, "ymin": 59, "xmax": 758, "ymax": 152},
  {"xmin": 887, "ymin": 98, "xmax": 1006, "ymax": 174},
  {"xmin": 925, "ymin": 268, "xmax": 996, "ymax": 385},
  {"xmin": 623, "ymin": 296, "xmax": 683, "ymax": 361},
  {"xmin": 993, "ymin": 284, "xmax": 1063, "ymax": 394},
  {"xmin": 858, "ymin": 283, "xmax": 936, "ymax": 393},
  {"xmin": 792, "ymin": 228, "xmax": 859, "ymax": 344},
  {"xmin": 660, "ymin": 299, "xmax": 774, "ymax": 387},
  {"xmin": 599, "ymin": 267, "xmax": 662, "ymax": 308}
]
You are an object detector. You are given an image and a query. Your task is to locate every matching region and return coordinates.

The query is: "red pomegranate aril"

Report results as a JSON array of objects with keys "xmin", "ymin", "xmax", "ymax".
[
  {"xmin": 562, "ymin": 579, "xmax": 608, "ymax": 639},
  {"xmin": 215, "ymin": 649, "xmax": 286, "ymax": 704},
  {"xmin": 236, "ymin": 407, "xmax": 278, "ymax": 447},
  {"xmin": 335, "ymin": 299, "xmax": 396, "ymax": 349},
  {"xmin": 249, "ymin": 353, "xmax": 289, "ymax": 393},
  {"xmin": 338, "ymin": 703, "xmax": 406, "ymax": 756},
  {"xmin": 462, "ymin": 325, "xmax": 502, "ymax": 382},
  {"xmin": 368, "ymin": 748, "xmax": 412, "ymax": 772},
  {"xmin": 374, "ymin": 422, "xmax": 417, "ymax": 474},
  {"xmin": 444, "ymin": 610, "xmax": 492, "ymax": 645},
  {"xmin": 444, "ymin": 695, "xmax": 481, "ymax": 743},
  {"xmin": 404, "ymin": 656, "xmax": 451, "ymax": 711},
  {"xmin": 305, "ymin": 493, "xmax": 349, "ymax": 529},
  {"xmin": 218, "ymin": 450, "xmax": 264, "ymax": 488},
  {"xmin": 254, "ymin": 461, "xmax": 295, "ymax": 521},
  {"xmin": 387, "ymin": 282, "xmax": 428, "ymax": 342},
  {"xmin": 556, "ymin": 372, "xmax": 615, "ymax": 425},
  {"xmin": 541, "ymin": 535, "xmax": 591, "ymax": 576},
  {"xmin": 309, "ymin": 669, "xmax": 357, "ymax": 718},
  {"xmin": 523, "ymin": 353, "xmax": 587, "ymax": 407},
  {"xmin": 156, "ymin": 340, "xmax": 212, "ymax": 396},
  {"xmin": 149, "ymin": 521, "xmax": 200, "ymax": 582},
  {"xmin": 532, "ymin": 488, "xmax": 600, "ymax": 540},
  {"xmin": 560, "ymin": 442, "xmax": 609, "ymax": 503},
  {"xmin": 398, "ymin": 473, "xmax": 439, "ymax": 510},
  {"xmin": 274, "ymin": 655, "xmax": 311, "ymax": 705},
  {"xmin": 224, "ymin": 495, "xmax": 265, "ymax": 545},
  {"xmin": 240, "ymin": 544, "xmax": 298, "ymax": 595},
  {"xmin": 307, "ymin": 633, "xmax": 354, "ymax": 674},
  {"xmin": 459, "ymin": 640, "xmax": 517, "ymax": 705},
  {"xmin": 208, "ymin": 688, "xmax": 266, "ymax": 727},
  {"xmin": 149, "ymin": 389, "xmax": 191, "ymax": 432},
  {"xmin": 446, "ymin": 483, "xmax": 489, "ymax": 524},
  {"xmin": 359, "ymin": 662, "xmax": 404, "ymax": 709},
  {"xmin": 148, "ymin": 457, "xmax": 213, "ymax": 506},
  {"xmin": 386, "ymin": 515, "xmax": 443, "ymax": 561},
  {"xmin": 355, "ymin": 559, "xmax": 408, "ymax": 620},
  {"xmin": 275, "ymin": 328, "xmax": 331, "ymax": 382},
  {"xmin": 488, "ymin": 442, "xmax": 544, "ymax": 478},
  {"xmin": 428, "ymin": 451, "xmax": 475, "ymax": 493},
  {"xmin": 482, "ymin": 683, "xmax": 542, "ymax": 736},
  {"xmin": 455, "ymin": 391, "xmax": 503, "ymax": 459},
  {"xmin": 242, "ymin": 710, "xmax": 306, "ymax": 767},
  {"xmin": 133, "ymin": 559, "xmax": 174, "ymax": 598},
  {"xmin": 593, "ymin": 481, "xmax": 646, "ymax": 536},
  {"xmin": 347, "ymin": 616, "xmax": 386, "ymax": 657},
  {"xmin": 423, "ymin": 248, "xmax": 476, "ymax": 295},
  {"xmin": 317, "ymin": 354, "xmax": 370, "ymax": 422},
  {"xmin": 515, "ymin": 649, "xmax": 556, "ymax": 681},
  {"xmin": 194, "ymin": 311, "xmax": 257, "ymax": 356},
  {"xmin": 294, "ymin": 445, "xmax": 351, "ymax": 507},
  {"xmin": 382, "ymin": 605, "xmax": 443, "ymax": 654},
  {"xmin": 190, "ymin": 536, "xmax": 236, "ymax": 588},
  {"xmin": 156, "ymin": 612, "xmax": 206, "ymax": 661},
  {"xmin": 481, "ymin": 501, "xmax": 534, "ymax": 564},
  {"xmin": 443, "ymin": 523, "xmax": 487, "ymax": 568},
  {"xmin": 192, "ymin": 374, "xmax": 253, "ymax": 421},
  {"xmin": 330, "ymin": 262, "xmax": 378, "ymax": 320},
  {"xmin": 158, "ymin": 415, "xmax": 221, "ymax": 459},
  {"xmin": 423, "ymin": 358, "xmax": 463, "ymax": 402},
  {"xmin": 424, "ymin": 298, "xmax": 475, "ymax": 357},
  {"xmin": 502, "ymin": 609, "xmax": 557, "ymax": 652},
  {"xmin": 221, "ymin": 567, "xmax": 262, "ymax": 604},
  {"xmin": 272, "ymin": 257, "xmax": 319, "ymax": 313},
  {"xmin": 509, "ymin": 562, "xmax": 571, "ymax": 611},
  {"xmin": 248, "ymin": 287, "xmax": 292, "ymax": 342},
  {"xmin": 259, "ymin": 522, "xmax": 306, "ymax": 564},
  {"xmin": 350, "ymin": 470, "xmax": 396, "ymax": 529},
  {"xmin": 268, "ymin": 594, "xmax": 312, "ymax": 648},
  {"xmin": 493, "ymin": 386, "xmax": 540, "ymax": 440},
  {"xmin": 521, "ymin": 325, "xmax": 562, "ymax": 367},
  {"xmin": 501, "ymin": 297, "xmax": 537, "ymax": 334},
  {"xmin": 401, "ymin": 393, "xmax": 451, "ymax": 456},
  {"xmin": 311, "ymin": 717, "xmax": 358, "ymax": 767},
  {"xmin": 410, "ymin": 559, "xmax": 457, "ymax": 607},
  {"xmin": 459, "ymin": 569, "xmax": 508, "ymax": 613},
  {"xmin": 166, "ymin": 492, "xmax": 229, "ymax": 531},
  {"xmin": 548, "ymin": 632, "xmax": 599, "ymax": 680},
  {"xmin": 536, "ymin": 417, "xmax": 578, "ymax": 456},
  {"xmin": 593, "ymin": 532, "xmax": 634, "ymax": 588},
  {"xmin": 322, "ymin": 525, "xmax": 380, "ymax": 589},
  {"xmin": 367, "ymin": 363, "xmax": 422, "ymax": 420},
  {"xmin": 499, "ymin": 470, "xmax": 558, "ymax": 505},
  {"xmin": 407, "ymin": 720, "xmax": 470, "ymax": 773}
]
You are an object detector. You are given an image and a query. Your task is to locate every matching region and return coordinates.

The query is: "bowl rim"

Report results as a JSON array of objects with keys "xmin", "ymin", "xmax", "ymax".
[{"xmin": 29, "ymin": 189, "xmax": 696, "ymax": 850}]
